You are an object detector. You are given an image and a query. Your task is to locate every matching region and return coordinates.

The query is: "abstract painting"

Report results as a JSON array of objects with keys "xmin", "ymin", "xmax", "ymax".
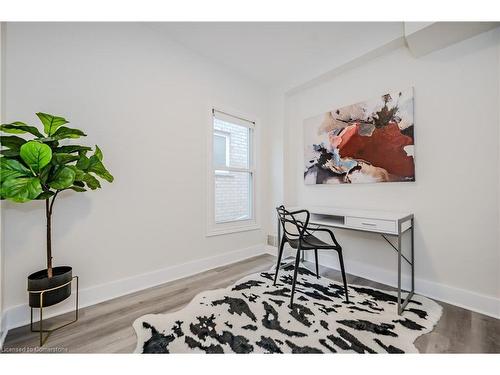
[{"xmin": 304, "ymin": 88, "xmax": 415, "ymax": 184}]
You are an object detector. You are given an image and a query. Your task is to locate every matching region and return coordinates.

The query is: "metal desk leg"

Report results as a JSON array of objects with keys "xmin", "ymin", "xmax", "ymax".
[
  {"xmin": 396, "ymin": 218, "xmax": 415, "ymax": 315},
  {"xmin": 383, "ymin": 218, "xmax": 415, "ymax": 315},
  {"xmin": 397, "ymin": 223, "xmax": 402, "ymax": 314},
  {"xmin": 411, "ymin": 218, "xmax": 415, "ymax": 295}
]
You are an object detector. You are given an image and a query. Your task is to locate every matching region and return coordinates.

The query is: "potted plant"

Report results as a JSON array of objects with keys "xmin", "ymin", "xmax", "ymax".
[{"xmin": 0, "ymin": 113, "xmax": 113, "ymax": 308}]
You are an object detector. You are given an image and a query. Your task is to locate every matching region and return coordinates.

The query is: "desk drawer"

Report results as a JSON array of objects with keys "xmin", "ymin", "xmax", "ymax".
[{"xmin": 345, "ymin": 216, "xmax": 396, "ymax": 233}]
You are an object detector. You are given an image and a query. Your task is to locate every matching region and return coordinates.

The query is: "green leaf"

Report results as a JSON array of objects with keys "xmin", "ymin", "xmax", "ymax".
[
  {"xmin": 0, "ymin": 158, "xmax": 32, "ymax": 182},
  {"xmin": 0, "ymin": 135, "xmax": 27, "ymax": 150},
  {"xmin": 0, "ymin": 122, "xmax": 44, "ymax": 138},
  {"xmin": 94, "ymin": 145, "xmax": 103, "ymax": 161},
  {"xmin": 48, "ymin": 166, "xmax": 75, "ymax": 190},
  {"xmin": 81, "ymin": 172, "xmax": 101, "ymax": 190},
  {"xmin": 88, "ymin": 155, "xmax": 114, "ymax": 183},
  {"xmin": 36, "ymin": 113, "xmax": 69, "ymax": 136},
  {"xmin": 39, "ymin": 164, "xmax": 52, "ymax": 184},
  {"xmin": 73, "ymin": 168, "xmax": 86, "ymax": 181},
  {"xmin": 53, "ymin": 153, "xmax": 80, "ymax": 165},
  {"xmin": 66, "ymin": 166, "xmax": 86, "ymax": 182},
  {"xmin": 68, "ymin": 185, "xmax": 86, "ymax": 192},
  {"xmin": 36, "ymin": 191, "xmax": 55, "ymax": 200},
  {"xmin": 51, "ymin": 126, "xmax": 86, "ymax": 140},
  {"xmin": 54, "ymin": 145, "xmax": 92, "ymax": 154},
  {"xmin": 1, "ymin": 158, "xmax": 31, "ymax": 180},
  {"xmin": 76, "ymin": 155, "xmax": 90, "ymax": 171},
  {"xmin": 0, "ymin": 122, "xmax": 25, "ymax": 134},
  {"xmin": 88, "ymin": 156, "xmax": 114, "ymax": 182},
  {"xmin": 0, "ymin": 149, "xmax": 20, "ymax": 157},
  {"xmin": 73, "ymin": 180, "xmax": 85, "ymax": 187},
  {"xmin": 1, "ymin": 177, "xmax": 42, "ymax": 203},
  {"xmin": 35, "ymin": 137, "xmax": 55, "ymax": 142},
  {"xmin": 20, "ymin": 141, "xmax": 52, "ymax": 173}
]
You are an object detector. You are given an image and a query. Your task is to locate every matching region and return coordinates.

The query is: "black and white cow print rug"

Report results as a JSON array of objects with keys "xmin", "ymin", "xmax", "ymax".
[{"xmin": 133, "ymin": 263, "xmax": 442, "ymax": 353}]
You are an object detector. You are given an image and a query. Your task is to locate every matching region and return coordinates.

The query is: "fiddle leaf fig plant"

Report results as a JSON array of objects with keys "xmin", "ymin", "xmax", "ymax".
[{"xmin": 0, "ymin": 113, "xmax": 114, "ymax": 278}]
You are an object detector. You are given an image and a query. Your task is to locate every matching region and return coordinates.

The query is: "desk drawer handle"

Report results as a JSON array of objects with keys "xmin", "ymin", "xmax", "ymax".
[{"xmin": 361, "ymin": 222, "xmax": 377, "ymax": 227}]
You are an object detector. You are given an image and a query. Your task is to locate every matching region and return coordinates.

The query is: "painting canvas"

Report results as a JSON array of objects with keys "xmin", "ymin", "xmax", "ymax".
[{"xmin": 304, "ymin": 88, "xmax": 415, "ymax": 185}]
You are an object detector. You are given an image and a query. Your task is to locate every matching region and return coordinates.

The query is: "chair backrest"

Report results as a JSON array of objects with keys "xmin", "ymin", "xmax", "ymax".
[{"xmin": 276, "ymin": 205, "xmax": 310, "ymax": 243}]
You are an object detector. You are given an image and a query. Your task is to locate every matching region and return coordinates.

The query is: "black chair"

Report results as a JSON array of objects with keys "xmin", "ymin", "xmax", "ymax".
[{"xmin": 274, "ymin": 205, "xmax": 349, "ymax": 306}]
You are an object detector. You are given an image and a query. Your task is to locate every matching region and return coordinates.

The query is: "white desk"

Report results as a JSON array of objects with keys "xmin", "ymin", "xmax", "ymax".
[{"xmin": 277, "ymin": 206, "xmax": 414, "ymax": 315}]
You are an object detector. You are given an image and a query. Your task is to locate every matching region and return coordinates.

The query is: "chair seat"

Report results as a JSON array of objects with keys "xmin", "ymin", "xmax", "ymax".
[{"xmin": 287, "ymin": 235, "xmax": 340, "ymax": 250}]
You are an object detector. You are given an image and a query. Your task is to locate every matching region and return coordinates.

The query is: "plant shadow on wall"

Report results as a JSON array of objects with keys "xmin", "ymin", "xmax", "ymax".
[{"xmin": 0, "ymin": 113, "xmax": 113, "ymax": 310}]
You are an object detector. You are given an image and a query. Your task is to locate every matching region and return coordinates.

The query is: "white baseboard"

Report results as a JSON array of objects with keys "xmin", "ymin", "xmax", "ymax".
[
  {"xmin": 301, "ymin": 250, "xmax": 500, "ymax": 319},
  {"xmin": 4, "ymin": 243, "xmax": 269, "ymax": 334},
  {"xmin": 264, "ymin": 245, "xmax": 277, "ymax": 255},
  {"xmin": 266, "ymin": 245, "xmax": 499, "ymax": 319},
  {"xmin": 4, "ymin": 243, "xmax": 497, "ymax": 342}
]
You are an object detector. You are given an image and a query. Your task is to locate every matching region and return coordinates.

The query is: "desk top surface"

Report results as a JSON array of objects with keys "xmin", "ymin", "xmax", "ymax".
[{"xmin": 287, "ymin": 205, "xmax": 413, "ymax": 221}]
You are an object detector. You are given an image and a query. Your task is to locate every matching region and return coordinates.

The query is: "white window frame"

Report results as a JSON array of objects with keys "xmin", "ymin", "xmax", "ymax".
[{"xmin": 207, "ymin": 107, "xmax": 259, "ymax": 236}]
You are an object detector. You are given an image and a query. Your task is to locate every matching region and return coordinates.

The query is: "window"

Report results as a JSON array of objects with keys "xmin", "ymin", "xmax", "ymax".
[{"xmin": 208, "ymin": 109, "xmax": 257, "ymax": 235}]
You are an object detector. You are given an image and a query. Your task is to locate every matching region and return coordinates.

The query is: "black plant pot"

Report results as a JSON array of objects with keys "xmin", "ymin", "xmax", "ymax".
[{"xmin": 28, "ymin": 266, "xmax": 73, "ymax": 308}]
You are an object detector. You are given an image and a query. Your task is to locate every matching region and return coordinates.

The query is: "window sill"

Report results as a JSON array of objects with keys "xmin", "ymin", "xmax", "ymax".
[{"xmin": 206, "ymin": 222, "xmax": 260, "ymax": 237}]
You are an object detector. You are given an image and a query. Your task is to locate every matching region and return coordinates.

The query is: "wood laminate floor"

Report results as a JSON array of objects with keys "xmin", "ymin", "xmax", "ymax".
[{"xmin": 3, "ymin": 254, "xmax": 499, "ymax": 353}]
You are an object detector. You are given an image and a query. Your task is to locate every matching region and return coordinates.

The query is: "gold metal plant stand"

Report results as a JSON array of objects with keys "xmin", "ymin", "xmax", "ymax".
[{"xmin": 29, "ymin": 276, "xmax": 79, "ymax": 347}]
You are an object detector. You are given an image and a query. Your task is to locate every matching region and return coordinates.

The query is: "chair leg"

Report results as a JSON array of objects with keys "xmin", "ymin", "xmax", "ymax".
[
  {"xmin": 289, "ymin": 249, "xmax": 302, "ymax": 307},
  {"xmin": 314, "ymin": 249, "xmax": 320, "ymax": 279},
  {"xmin": 273, "ymin": 236, "xmax": 286, "ymax": 286},
  {"xmin": 337, "ymin": 250, "xmax": 349, "ymax": 303}
]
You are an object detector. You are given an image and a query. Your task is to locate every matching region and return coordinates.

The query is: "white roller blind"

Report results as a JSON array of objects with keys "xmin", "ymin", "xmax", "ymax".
[{"xmin": 213, "ymin": 109, "xmax": 255, "ymax": 128}]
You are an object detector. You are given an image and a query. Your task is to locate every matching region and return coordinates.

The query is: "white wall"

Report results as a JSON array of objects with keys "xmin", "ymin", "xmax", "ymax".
[
  {"xmin": 2, "ymin": 22, "xmax": 499, "ymax": 334},
  {"xmin": 2, "ymin": 23, "xmax": 273, "ymax": 328},
  {"xmin": 283, "ymin": 29, "xmax": 500, "ymax": 317},
  {"xmin": 265, "ymin": 89, "xmax": 286, "ymax": 241},
  {"xmin": 404, "ymin": 22, "xmax": 434, "ymax": 36},
  {"xmin": 498, "ymin": 33, "xmax": 500, "ymax": 311}
]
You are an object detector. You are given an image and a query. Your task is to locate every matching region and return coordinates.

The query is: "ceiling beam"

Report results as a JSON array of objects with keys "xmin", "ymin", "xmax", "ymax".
[{"xmin": 404, "ymin": 22, "xmax": 500, "ymax": 57}]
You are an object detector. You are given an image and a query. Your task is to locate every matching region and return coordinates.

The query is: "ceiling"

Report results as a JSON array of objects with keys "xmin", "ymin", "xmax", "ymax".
[{"xmin": 149, "ymin": 22, "xmax": 404, "ymax": 90}]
